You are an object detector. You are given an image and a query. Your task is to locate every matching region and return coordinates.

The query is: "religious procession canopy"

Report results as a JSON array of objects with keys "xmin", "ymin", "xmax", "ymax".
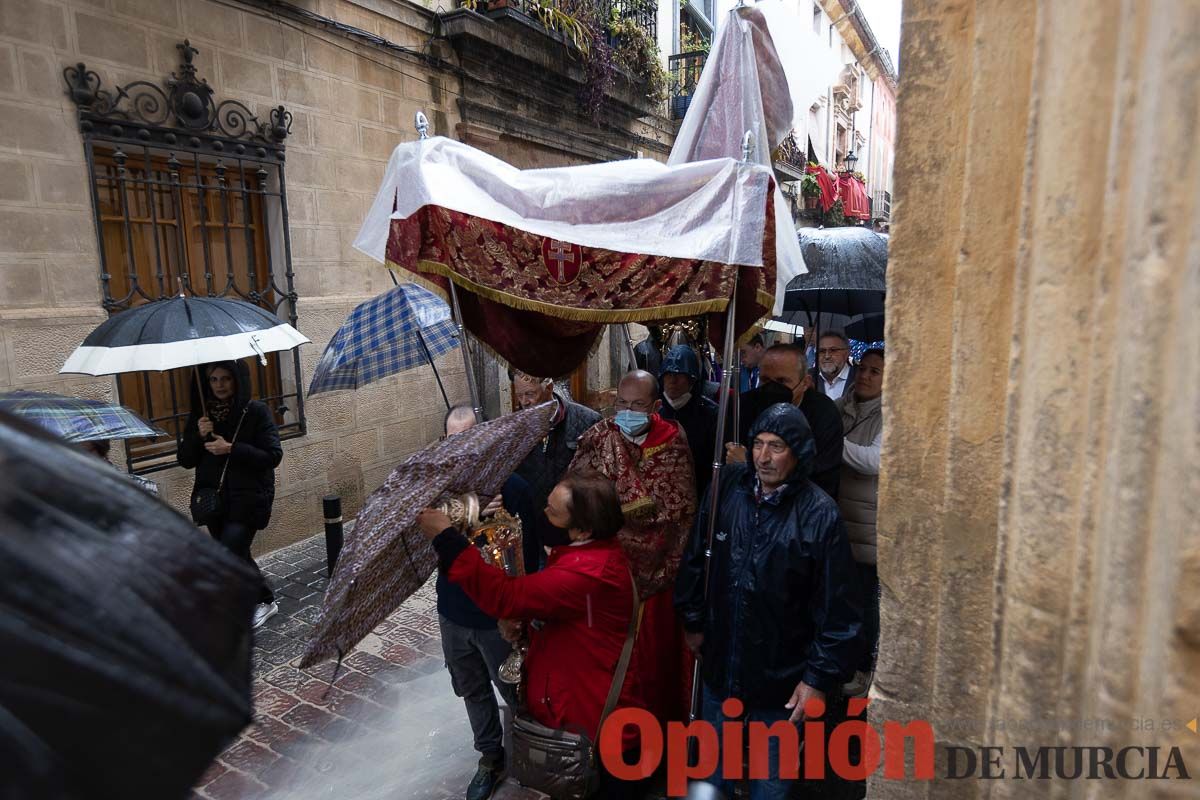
[{"xmin": 353, "ymin": 136, "xmax": 779, "ymax": 377}]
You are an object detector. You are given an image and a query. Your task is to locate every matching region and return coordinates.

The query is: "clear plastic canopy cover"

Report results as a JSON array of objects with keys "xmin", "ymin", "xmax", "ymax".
[
  {"xmin": 668, "ymin": 1, "xmax": 843, "ymax": 314},
  {"xmin": 353, "ymin": 136, "xmax": 777, "ymax": 271}
]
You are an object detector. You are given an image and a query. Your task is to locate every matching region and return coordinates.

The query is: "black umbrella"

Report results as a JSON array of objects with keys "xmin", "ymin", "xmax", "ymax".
[
  {"xmin": 59, "ymin": 294, "xmax": 309, "ymax": 376},
  {"xmin": 773, "ymin": 311, "xmax": 885, "ymax": 342},
  {"xmin": 783, "ymin": 227, "xmax": 887, "ymax": 324},
  {"xmin": 0, "ymin": 410, "xmax": 259, "ymax": 800}
]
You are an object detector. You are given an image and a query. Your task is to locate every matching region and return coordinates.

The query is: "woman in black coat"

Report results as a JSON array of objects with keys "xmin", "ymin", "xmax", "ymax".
[{"xmin": 178, "ymin": 360, "xmax": 283, "ymax": 628}]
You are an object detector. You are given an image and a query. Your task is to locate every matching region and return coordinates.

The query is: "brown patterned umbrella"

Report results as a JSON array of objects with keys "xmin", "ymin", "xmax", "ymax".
[{"xmin": 301, "ymin": 402, "xmax": 556, "ymax": 667}]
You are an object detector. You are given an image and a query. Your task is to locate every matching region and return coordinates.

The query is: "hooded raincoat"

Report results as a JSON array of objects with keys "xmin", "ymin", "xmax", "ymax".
[
  {"xmin": 178, "ymin": 360, "xmax": 282, "ymax": 531},
  {"xmin": 674, "ymin": 404, "xmax": 863, "ymax": 707},
  {"xmin": 659, "ymin": 345, "xmax": 720, "ymax": 498}
]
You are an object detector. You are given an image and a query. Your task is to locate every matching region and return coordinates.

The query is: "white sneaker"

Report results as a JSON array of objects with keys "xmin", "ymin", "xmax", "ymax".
[{"xmin": 253, "ymin": 601, "xmax": 279, "ymax": 629}]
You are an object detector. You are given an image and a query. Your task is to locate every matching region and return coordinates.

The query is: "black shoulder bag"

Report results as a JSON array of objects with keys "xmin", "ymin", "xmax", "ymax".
[
  {"xmin": 190, "ymin": 407, "xmax": 248, "ymax": 528},
  {"xmin": 509, "ymin": 574, "xmax": 642, "ymax": 800}
]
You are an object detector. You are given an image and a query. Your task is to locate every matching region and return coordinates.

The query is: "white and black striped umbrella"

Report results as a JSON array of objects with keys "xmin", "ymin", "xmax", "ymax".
[{"xmin": 60, "ymin": 296, "xmax": 310, "ymax": 376}]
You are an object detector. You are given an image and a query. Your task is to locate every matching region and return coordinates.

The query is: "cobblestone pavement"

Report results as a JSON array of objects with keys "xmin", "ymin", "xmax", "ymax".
[{"xmin": 192, "ymin": 533, "xmax": 545, "ymax": 800}]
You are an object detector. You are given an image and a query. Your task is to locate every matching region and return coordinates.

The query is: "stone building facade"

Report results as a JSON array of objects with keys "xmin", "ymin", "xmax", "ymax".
[
  {"xmin": 0, "ymin": 0, "xmax": 671, "ymax": 554},
  {"xmin": 874, "ymin": 0, "xmax": 1198, "ymax": 795}
]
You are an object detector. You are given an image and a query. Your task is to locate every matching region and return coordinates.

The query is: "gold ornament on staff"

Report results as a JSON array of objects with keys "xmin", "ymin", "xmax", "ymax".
[
  {"xmin": 433, "ymin": 492, "xmax": 481, "ymax": 532},
  {"xmin": 473, "ymin": 509, "xmax": 526, "ymax": 684},
  {"xmin": 433, "ymin": 492, "xmax": 527, "ymax": 685}
]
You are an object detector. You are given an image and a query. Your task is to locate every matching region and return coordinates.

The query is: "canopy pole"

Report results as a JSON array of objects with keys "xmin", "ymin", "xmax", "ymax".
[
  {"xmin": 410, "ymin": 109, "xmax": 471, "ymax": 416},
  {"xmin": 689, "ymin": 272, "xmax": 740, "ymax": 728},
  {"xmin": 447, "ymin": 279, "xmax": 484, "ymax": 423},
  {"xmin": 690, "ymin": 130, "xmax": 755, "ymax": 727},
  {"xmin": 731, "ymin": 355, "xmax": 741, "ymax": 440},
  {"xmin": 619, "ymin": 324, "xmax": 638, "ymax": 371}
]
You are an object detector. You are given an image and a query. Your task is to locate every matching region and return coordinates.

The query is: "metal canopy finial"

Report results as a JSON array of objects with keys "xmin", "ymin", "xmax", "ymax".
[
  {"xmin": 415, "ymin": 111, "xmax": 430, "ymax": 140},
  {"xmin": 741, "ymin": 131, "xmax": 755, "ymax": 162}
]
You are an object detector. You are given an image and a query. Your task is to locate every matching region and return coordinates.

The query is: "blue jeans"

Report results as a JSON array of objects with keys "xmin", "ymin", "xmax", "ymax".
[{"xmin": 700, "ymin": 685, "xmax": 797, "ymax": 800}]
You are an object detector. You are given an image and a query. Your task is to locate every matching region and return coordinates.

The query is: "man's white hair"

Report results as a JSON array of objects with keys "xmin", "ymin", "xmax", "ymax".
[{"xmin": 512, "ymin": 370, "xmax": 553, "ymax": 386}]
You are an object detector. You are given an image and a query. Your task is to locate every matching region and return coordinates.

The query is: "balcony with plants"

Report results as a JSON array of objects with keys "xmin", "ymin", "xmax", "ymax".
[
  {"xmin": 772, "ymin": 132, "xmax": 808, "ymax": 183},
  {"xmin": 668, "ymin": 4, "xmax": 711, "ymax": 120},
  {"xmin": 449, "ymin": 0, "xmax": 667, "ymax": 122}
]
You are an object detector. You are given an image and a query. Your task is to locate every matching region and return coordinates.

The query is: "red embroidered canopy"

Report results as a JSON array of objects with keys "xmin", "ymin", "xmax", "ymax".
[{"xmin": 355, "ymin": 138, "xmax": 781, "ymax": 377}]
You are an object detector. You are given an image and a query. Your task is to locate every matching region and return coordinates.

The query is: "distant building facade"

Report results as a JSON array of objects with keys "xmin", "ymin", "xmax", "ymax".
[{"xmin": 664, "ymin": 0, "xmax": 899, "ymax": 224}]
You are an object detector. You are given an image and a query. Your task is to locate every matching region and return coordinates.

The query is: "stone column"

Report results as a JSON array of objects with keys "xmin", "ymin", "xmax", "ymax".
[{"xmin": 873, "ymin": 1, "xmax": 1199, "ymax": 797}]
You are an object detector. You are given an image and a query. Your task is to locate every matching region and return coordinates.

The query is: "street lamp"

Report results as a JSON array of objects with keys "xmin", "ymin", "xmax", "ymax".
[{"xmin": 842, "ymin": 151, "xmax": 859, "ymax": 175}]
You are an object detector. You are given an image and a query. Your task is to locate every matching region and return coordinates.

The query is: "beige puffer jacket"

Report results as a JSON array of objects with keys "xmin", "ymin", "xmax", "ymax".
[{"xmin": 835, "ymin": 392, "xmax": 882, "ymax": 565}]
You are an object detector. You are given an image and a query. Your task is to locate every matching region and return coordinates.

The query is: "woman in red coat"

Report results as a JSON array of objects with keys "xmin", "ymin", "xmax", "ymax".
[{"xmin": 417, "ymin": 473, "xmax": 649, "ymax": 797}]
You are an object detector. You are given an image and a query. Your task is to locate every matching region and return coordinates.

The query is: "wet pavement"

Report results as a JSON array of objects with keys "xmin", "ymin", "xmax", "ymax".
[{"xmin": 192, "ymin": 532, "xmax": 545, "ymax": 800}]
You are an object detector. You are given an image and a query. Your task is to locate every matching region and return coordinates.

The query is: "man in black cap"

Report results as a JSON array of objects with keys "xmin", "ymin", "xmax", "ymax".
[
  {"xmin": 659, "ymin": 343, "xmax": 720, "ymax": 498},
  {"xmin": 731, "ymin": 343, "xmax": 844, "ymax": 500},
  {"xmin": 676, "ymin": 403, "xmax": 863, "ymax": 799}
]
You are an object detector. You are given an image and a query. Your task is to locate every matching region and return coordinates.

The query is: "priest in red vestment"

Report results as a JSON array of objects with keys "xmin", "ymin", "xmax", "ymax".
[{"xmin": 568, "ymin": 369, "xmax": 698, "ymax": 722}]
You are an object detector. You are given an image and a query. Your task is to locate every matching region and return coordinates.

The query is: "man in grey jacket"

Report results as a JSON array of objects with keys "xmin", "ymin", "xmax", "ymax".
[
  {"xmin": 835, "ymin": 348, "xmax": 883, "ymax": 696},
  {"xmin": 510, "ymin": 371, "xmax": 601, "ymax": 569}
]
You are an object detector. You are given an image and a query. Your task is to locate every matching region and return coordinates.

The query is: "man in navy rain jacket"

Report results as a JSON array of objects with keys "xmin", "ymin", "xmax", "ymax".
[{"xmin": 675, "ymin": 403, "xmax": 863, "ymax": 799}]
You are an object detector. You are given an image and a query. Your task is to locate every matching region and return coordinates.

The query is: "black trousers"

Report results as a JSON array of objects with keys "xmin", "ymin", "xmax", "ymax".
[
  {"xmin": 208, "ymin": 518, "xmax": 275, "ymax": 605},
  {"xmin": 857, "ymin": 563, "xmax": 879, "ymax": 672}
]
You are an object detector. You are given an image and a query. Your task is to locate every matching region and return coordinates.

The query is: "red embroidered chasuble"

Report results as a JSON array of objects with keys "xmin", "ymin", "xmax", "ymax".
[
  {"xmin": 569, "ymin": 414, "xmax": 698, "ymax": 722},
  {"xmin": 568, "ymin": 415, "xmax": 697, "ymax": 598}
]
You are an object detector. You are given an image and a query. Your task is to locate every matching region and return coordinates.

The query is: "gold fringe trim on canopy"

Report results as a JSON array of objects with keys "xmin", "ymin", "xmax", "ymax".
[
  {"xmin": 384, "ymin": 263, "xmax": 776, "ymax": 360},
  {"xmin": 389, "ymin": 257, "xmax": 742, "ymax": 324}
]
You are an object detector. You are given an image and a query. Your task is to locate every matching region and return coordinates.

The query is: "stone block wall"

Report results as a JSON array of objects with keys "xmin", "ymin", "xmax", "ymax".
[
  {"xmin": 873, "ymin": 1, "xmax": 1199, "ymax": 796},
  {"xmin": 0, "ymin": 0, "xmax": 470, "ymax": 554}
]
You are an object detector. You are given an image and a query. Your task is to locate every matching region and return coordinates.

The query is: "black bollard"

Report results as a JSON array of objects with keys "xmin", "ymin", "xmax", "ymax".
[{"xmin": 323, "ymin": 494, "xmax": 343, "ymax": 577}]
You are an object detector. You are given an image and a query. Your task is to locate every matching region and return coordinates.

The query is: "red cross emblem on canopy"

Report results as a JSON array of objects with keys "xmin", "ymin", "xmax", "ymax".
[{"xmin": 540, "ymin": 238, "xmax": 583, "ymax": 285}]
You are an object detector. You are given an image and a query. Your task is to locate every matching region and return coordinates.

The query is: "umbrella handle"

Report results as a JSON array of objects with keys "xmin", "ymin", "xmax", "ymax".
[
  {"xmin": 193, "ymin": 365, "xmax": 208, "ymax": 419},
  {"xmin": 391, "ymin": 270, "xmax": 451, "ymax": 410},
  {"xmin": 415, "ymin": 327, "xmax": 452, "ymax": 410}
]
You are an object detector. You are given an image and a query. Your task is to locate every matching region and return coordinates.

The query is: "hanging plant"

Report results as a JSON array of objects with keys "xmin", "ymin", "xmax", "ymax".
[
  {"xmin": 607, "ymin": 16, "xmax": 669, "ymax": 102},
  {"xmin": 531, "ymin": 0, "xmax": 591, "ymax": 55},
  {"xmin": 578, "ymin": 24, "xmax": 616, "ymax": 122},
  {"xmin": 679, "ymin": 18, "xmax": 711, "ymax": 54}
]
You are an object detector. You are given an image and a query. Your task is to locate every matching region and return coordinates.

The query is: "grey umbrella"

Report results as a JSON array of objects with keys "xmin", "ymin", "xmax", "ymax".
[
  {"xmin": 0, "ymin": 410, "xmax": 258, "ymax": 800},
  {"xmin": 782, "ymin": 227, "xmax": 887, "ymax": 326}
]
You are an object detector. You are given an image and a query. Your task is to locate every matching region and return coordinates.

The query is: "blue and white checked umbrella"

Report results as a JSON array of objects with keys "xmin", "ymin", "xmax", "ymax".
[
  {"xmin": 308, "ymin": 282, "xmax": 458, "ymax": 404},
  {"xmin": 0, "ymin": 391, "xmax": 166, "ymax": 443}
]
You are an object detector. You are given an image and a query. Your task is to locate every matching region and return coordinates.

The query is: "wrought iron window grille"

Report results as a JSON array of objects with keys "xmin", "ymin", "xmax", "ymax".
[{"xmin": 64, "ymin": 40, "xmax": 307, "ymax": 475}]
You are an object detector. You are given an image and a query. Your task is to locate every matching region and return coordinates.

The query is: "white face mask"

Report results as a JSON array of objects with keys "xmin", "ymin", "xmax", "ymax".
[{"xmin": 665, "ymin": 392, "xmax": 692, "ymax": 410}]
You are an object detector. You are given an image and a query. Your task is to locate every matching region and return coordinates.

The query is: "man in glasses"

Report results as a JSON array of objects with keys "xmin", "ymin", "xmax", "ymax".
[
  {"xmin": 812, "ymin": 331, "xmax": 856, "ymax": 401},
  {"xmin": 569, "ymin": 369, "xmax": 698, "ymax": 726}
]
